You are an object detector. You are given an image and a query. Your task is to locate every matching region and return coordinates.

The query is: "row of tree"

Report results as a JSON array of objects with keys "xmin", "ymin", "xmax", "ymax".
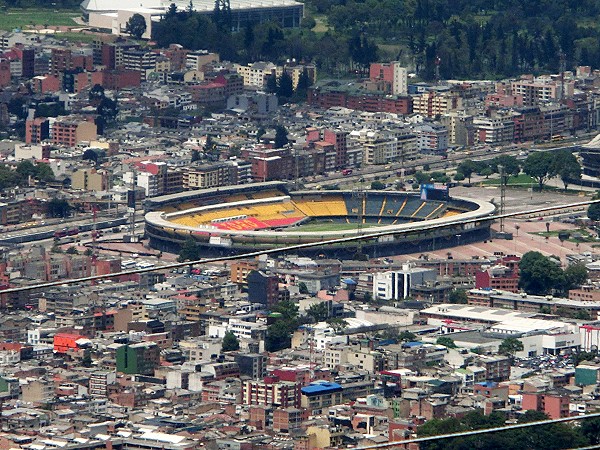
[
  {"xmin": 419, "ymin": 410, "xmax": 597, "ymax": 450},
  {"xmin": 0, "ymin": 160, "xmax": 54, "ymax": 190},
  {"xmin": 151, "ymin": 4, "xmax": 379, "ymax": 76},
  {"xmin": 265, "ymin": 69, "xmax": 314, "ymax": 103},
  {"xmin": 456, "ymin": 150, "xmax": 581, "ymax": 190},
  {"xmin": 309, "ymin": 0, "xmax": 600, "ymax": 80},
  {"xmin": 519, "ymin": 251, "xmax": 588, "ymax": 296}
]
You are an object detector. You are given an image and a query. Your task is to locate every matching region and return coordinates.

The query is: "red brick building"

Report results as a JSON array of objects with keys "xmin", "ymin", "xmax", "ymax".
[
  {"xmin": 308, "ymin": 85, "xmax": 412, "ymax": 114},
  {"xmin": 521, "ymin": 391, "xmax": 570, "ymax": 419},
  {"xmin": 25, "ymin": 117, "xmax": 49, "ymax": 144},
  {"xmin": 475, "ymin": 264, "xmax": 520, "ymax": 292}
]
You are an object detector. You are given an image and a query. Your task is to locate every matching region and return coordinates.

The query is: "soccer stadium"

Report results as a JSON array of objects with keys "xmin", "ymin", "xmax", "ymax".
[{"xmin": 144, "ymin": 182, "xmax": 496, "ymax": 257}]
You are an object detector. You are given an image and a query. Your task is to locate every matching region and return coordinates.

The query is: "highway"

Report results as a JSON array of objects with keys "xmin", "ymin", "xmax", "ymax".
[{"xmin": 303, "ymin": 140, "xmax": 582, "ymax": 189}]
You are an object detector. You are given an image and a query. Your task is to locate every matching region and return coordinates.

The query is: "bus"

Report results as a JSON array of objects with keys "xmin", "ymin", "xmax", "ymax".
[
  {"xmin": 551, "ymin": 134, "xmax": 565, "ymax": 142},
  {"xmin": 66, "ymin": 227, "xmax": 80, "ymax": 236}
]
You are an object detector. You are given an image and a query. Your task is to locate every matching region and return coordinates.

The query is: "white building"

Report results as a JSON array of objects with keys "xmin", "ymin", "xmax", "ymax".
[
  {"xmin": 372, "ymin": 265, "xmax": 437, "ymax": 301},
  {"xmin": 0, "ymin": 350, "xmax": 19, "ymax": 366}
]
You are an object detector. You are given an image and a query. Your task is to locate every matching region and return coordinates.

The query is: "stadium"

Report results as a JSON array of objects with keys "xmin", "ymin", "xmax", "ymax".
[{"xmin": 144, "ymin": 182, "xmax": 496, "ymax": 258}]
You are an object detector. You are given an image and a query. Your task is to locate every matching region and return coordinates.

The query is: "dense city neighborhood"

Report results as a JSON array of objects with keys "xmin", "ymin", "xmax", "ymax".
[{"xmin": 1, "ymin": 1, "xmax": 600, "ymax": 449}]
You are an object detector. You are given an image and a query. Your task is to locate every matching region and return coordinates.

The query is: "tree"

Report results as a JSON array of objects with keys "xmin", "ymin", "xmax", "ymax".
[
  {"xmin": 327, "ymin": 317, "xmax": 348, "ymax": 333},
  {"xmin": 523, "ymin": 152, "xmax": 557, "ymax": 190},
  {"xmin": 165, "ymin": 2, "xmax": 178, "ymax": 19},
  {"xmin": 457, "ymin": 160, "xmax": 480, "ymax": 183},
  {"xmin": 177, "ymin": 238, "xmax": 201, "ymax": 262},
  {"xmin": 65, "ymin": 246, "xmax": 79, "ymax": 255},
  {"xmin": 453, "ymin": 172, "xmax": 465, "ymax": 182},
  {"xmin": 294, "ymin": 68, "xmax": 312, "ymax": 101},
  {"xmin": 519, "ymin": 251, "xmax": 565, "ymax": 295},
  {"xmin": 419, "ymin": 410, "xmax": 588, "ymax": 450},
  {"xmin": 81, "ymin": 350, "xmax": 93, "ymax": 368},
  {"xmin": 306, "ymin": 302, "xmax": 329, "ymax": 322},
  {"xmin": 274, "ymin": 125, "xmax": 288, "ymax": 148},
  {"xmin": 564, "ymin": 263, "xmax": 588, "ymax": 290},
  {"xmin": 272, "ymin": 299, "xmax": 299, "ymax": 322},
  {"xmin": 371, "ymin": 180, "xmax": 385, "ymax": 190},
  {"xmin": 480, "ymin": 166, "xmax": 493, "ymax": 178},
  {"xmin": 34, "ymin": 162, "xmax": 54, "ymax": 183},
  {"xmin": 191, "ymin": 149, "xmax": 200, "ymax": 162},
  {"xmin": 553, "ymin": 149, "xmax": 581, "ymax": 190},
  {"xmin": 277, "ymin": 71, "xmax": 294, "ymax": 100},
  {"xmin": 448, "ymin": 289, "xmax": 468, "ymax": 304},
  {"xmin": 588, "ymin": 202, "xmax": 600, "ymax": 221},
  {"xmin": 243, "ymin": 22, "xmax": 255, "ymax": 55},
  {"xmin": 82, "ymin": 149, "xmax": 98, "ymax": 164},
  {"xmin": 16, "ymin": 160, "xmax": 36, "ymax": 180},
  {"xmin": 47, "ymin": 198, "xmax": 71, "ymax": 218},
  {"xmin": 298, "ymin": 282, "xmax": 309, "ymax": 294},
  {"xmin": 581, "ymin": 417, "xmax": 600, "ymax": 446},
  {"xmin": 124, "ymin": 13, "xmax": 147, "ymax": 39},
  {"xmin": 436, "ymin": 336, "xmax": 456, "ymax": 348},
  {"xmin": 89, "ymin": 84, "xmax": 105, "ymax": 103},
  {"xmin": 222, "ymin": 331, "xmax": 240, "ymax": 351},
  {"xmin": 491, "ymin": 154, "xmax": 520, "ymax": 181},
  {"xmin": 498, "ymin": 337, "xmax": 524, "ymax": 356},
  {"xmin": 97, "ymin": 97, "xmax": 118, "ymax": 124},
  {"xmin": 266, "ymin": 299, "xmax": 300, "ymax": 352},
  {"xmin": 265, "ymin": 75, "xmax": 278, "ymax": 94},
  {"xmin": 398, "ymin": 331, "xmax": 417, "ymax": 342},
  {"xmin": 266, "ymin": 320, "xmax": 292, "ymax": 352}
]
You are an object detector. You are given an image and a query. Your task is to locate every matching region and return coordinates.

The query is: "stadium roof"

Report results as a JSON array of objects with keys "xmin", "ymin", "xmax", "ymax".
[{"xmin": 81, "ymin": 0, "xmax": 303, "ymax": 14}]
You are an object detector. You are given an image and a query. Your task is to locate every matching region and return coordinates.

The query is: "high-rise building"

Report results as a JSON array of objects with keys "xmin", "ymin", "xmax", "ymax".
[
  {"xmin": 369, "ymin": 61, "xmax": 408, "ymax": 95},
  {"xmin": 115, "ymin": 342, "xmax": 160, "ymax": 376}
]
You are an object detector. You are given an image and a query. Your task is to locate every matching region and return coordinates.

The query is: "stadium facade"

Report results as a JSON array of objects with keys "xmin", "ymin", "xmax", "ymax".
[
  {"xmin": 81, "ymin": 0, "xmax": 304, "ymax": 31},
  {"xmin": 144, "ymin": 182, "xmax": 496, "ymax": 258}
]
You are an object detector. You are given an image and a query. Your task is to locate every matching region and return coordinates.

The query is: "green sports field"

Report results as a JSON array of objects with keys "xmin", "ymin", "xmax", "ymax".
[
  {"xmin": 294, "ymin": 221, "xmax": 385, "ymax": 232},
  {"xmin": 0, "ymin": 9, "xmax": 78, "ymax": 31}
]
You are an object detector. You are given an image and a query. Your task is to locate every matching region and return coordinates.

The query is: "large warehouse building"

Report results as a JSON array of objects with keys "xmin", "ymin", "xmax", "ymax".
[{"xmin": 81, "ymin": 0, "xmax": 304, "ymax": 34}]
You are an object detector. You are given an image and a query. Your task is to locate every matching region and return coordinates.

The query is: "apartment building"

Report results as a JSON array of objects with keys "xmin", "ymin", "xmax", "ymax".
[
  {"xmin": 122, "ymin": 49, "xmax": 157, "ymax": 82},
  {"xmin": 51, "ymin": 116, "xmax": 97, "ymax": 147},
  {"xmin": 183, "ymin": 162, "xmax": 237, "ymax": 190},
  {"xmin": 473, "ymin": 115, "xmax": 515, "ymax": 145},
  {"xmin": 185, "ymin": 50, "xmax": 219, "ymax": 70},
  {"xmin": 89, "ymin": 371, "xmax": 117, "ymax": 397},
  {"xmin": 72, "ymin": 168, "xmax": 108, "ymax": 191},
  {"xmin": 511, "ymin": 76, "xmax": 574, "ymax": 106},
  {"xmin": 369, "ymin": 61, "xmax": 408, "ymax": 95},
  {"xmin": 235, "ymin": 61, "xmax": 277, "ymax": 88},
  {"xmin": 412, "ymin": 90, "xmax": 462, "ymax": 117},
  {"xmin": 241, "ymin": 376, "xmax": 302, "ymax": 408}
]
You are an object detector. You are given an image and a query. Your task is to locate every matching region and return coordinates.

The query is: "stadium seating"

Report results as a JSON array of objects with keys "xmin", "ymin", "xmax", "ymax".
[
  {"xmin": 293, "ymin": 196, "xmax": 348, "ymax": 217},
  {"xmin": 169, "ymin": 200, "xmax": 307, "ymax": 228},
  {"xmin": 398, "ymin": 198, "xmax": 423, "ymax": 218}
]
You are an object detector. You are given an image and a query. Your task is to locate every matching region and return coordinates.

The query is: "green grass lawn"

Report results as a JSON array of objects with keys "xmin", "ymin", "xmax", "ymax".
[
  {"xmin": 482, "ymin": 174, "xmax": 536, "ymax": 186},
  {"xmin": 57, "ymin": 32, "xmax": 99, "ymax": 43},
  {"xmin": 295, "ymin": 221, "xmax": 385, "ymax": 232},
  {"xmin": 0, "ymin": 8, "xmax": 78, "ymax": 31},
  {"xmin": 312, "ymin": 15, "xmax": 330, "ymax": 33},
  {"xmin": 535, "ymin": 228, "xmax": 596, "ymax": 243}
]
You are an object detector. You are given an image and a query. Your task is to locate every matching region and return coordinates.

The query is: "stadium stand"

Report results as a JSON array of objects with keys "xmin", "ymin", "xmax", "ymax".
[
  {"xmin": 399, "ymin": 198, "xmax": 423, "ymax": 218},
  {"xmin": 294, "ymin": 196, "xmax": 348, "ymax": 217}
]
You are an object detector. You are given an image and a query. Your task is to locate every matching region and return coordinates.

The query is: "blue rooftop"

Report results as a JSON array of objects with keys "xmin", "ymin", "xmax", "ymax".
[
  {"xmin": 301, "ymin": 382, "xmax": 343, "ymax": 395},
  {"xmin": 476, "ymin": 381, "xmax": 498, "ymax": 388},
  {"xmin": 404, "ymin": 341, "xmax": 423, "ymax": 348},
  {"xmin": 342, "ymin": 278, "xmax": 357, "ymax": 285}
]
